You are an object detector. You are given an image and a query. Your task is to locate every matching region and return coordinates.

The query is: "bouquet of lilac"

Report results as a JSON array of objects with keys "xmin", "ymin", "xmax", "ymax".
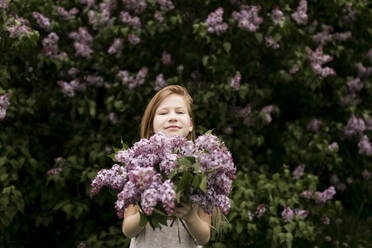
[{"xmin": 91, "ymin": 131, "xmax": 236, "ymax": 229}]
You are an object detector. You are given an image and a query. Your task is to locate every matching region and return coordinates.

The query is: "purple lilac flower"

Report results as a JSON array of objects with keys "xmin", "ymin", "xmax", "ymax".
[
  {"xmin": 42, "ymin": 32, "xmax": 60, "ymax": 58},
  {"xmin": 306, "ymin": 46, "xmax": 335, "ymax": 78},
  {"xmin": 366, "ymin": 119, "xmax": 372, "ymax": 131},
  {"xmin": 343, "ymin": 114, "xmax": 365, "ymax": 138},
  {"xmin": 265, "ymin": 36, "xmax": 280, "ymax": 49},
  {"xmin": 224, "ymin": 126, "xmax": 233, "ymax": 135},
  {"xmin": 232, "ymin": 5, "xmax": 263, "ymax": 32},
  {"xmin": 282, "ymin": 206, "xmax": 294, "ymax": 222},
  {"xmin": 159, "ymin": 179, "xmax": 176, "ymax": 214},
  {"xmin": 122, "ymin": 0, "xmax": 147, "ymax": 14},
  {"xmin": 358, "ymin": 135, "xmax": 372, "ymax": 156},
  {"xmin": 69, "ymin": 27, "xmax": 94, "ymax": 45},
  {"xmin": 7, "ymin": 15, "xmax": 32, "ymax": 38},
  {"xmin": 247, "ymin": 210, "xmax": 254, "ymax": 221},
  {"xmin": 47, "ymin": 167, "xmax": 62, "ymax": 175},
  {"xmin": 108, "ymin": 38, "xmax": 124, "ymax": 55},
  {"xmin": 0, "ymin": 0, "xmax": 8, "ymax": 10},
  {"xmin": 295, "ymin": 209, "xmax": 309, "ymax": 219},
  {"xmin": 68, "ymin": 67, "xmax": 79, "ymax": 76},
  {"xmin": 291, "ymin": 0, "xmax": 308, "ymax": 25},
  {"xmin": 327, "ymin": 142, "xmax": 339, "ymax": 152},
  {"xmin": 162, "ymin": 51, "xmax": 172, "ymax": 65},
  {"xmin": 109, "ymin": 112, "xmax": 118, "ymax": 125},
  {"xmin": 312, "ymin": 24, "xmax": 352, "ymax": 45},
  {"xmin": 128, "ymin": 33, "xmax": 140, "ymax": 45},
  {"xmin": 336, "ymin": 183, "xmax": 346, "ymax": 191},
  {"xmin": 0, "ymin": 93, "xmax": 10, "ymax": 120},
  {"xmin": 32, "ymin": 12, "xmax": 50, "ymax": 31},
  {"xmin": 300, "ymin": 190, "xmax": 313, "ymax": 199},
  {"xmin": 91, "ymin": 164, "xmax": 128, "ymax": 195},
  {"xmin": 154, "ymin": 11, "xmax": 164, "ymax": 23},
  {"xmin": 346, "ymin": 177, "xmax": 353, "ymax": 184},
  {"xmin": 74, "ymin": 41, "xmax": 93, "ymax": 58},
  {"xmin": 289, "ymin": 64, "xmax": 299, "ymax": 74},
  {"xmin": 79, "ymin": 0, "xmax": 95, "ymax": 8},
  {"xmin": 355, "ymin": 63, "xmax": 372, "ymax": 78},
  {"xmin": 347, "ymin": 78, "xmax": 363, "ymax": 93},
  {"xmin": 343, "ymin": 6, "xmax": 357, "ymax": 24},
  {"xmin": 255, "ymin": 204, "xmax": 265, "ymax": 218},
  {"xmin": 292, "ymin": 164, "xmax": 305, "ymax": 180},
  {"xmin": 128, "ymin": 67, "xmax": 148, "ymax": 88},
  {"xmin": 322, "ymin": 216, "xmax": 330, "ymax": 225},
  {"xmin": 57, "ymin": 79, "xmax": 80, "ymax": 97},
  {"xmin": 141, "ymin": 187, "xmax": 159, "ymax": 215},
  {"xmin": 56, "ymin": 6, "xmax": 79, "ymax": 21},
  {"xmin": 157, "ymin": 0, "xmax": 175, "ymax": 11},
  {"xmin": 261, "ymin": 105, "xmax": 280, "ymax": 124},
  {"xmin": 307, "ymin": 118, "xmax": 322, "ymax": 131},
  {"xmin": 272, "ymin": 6, "xmax": 284, "ymax": 25},
  {"xmin": 84, "ymin": 75, "xmax": 104, "ymax": 87},
  {"xmin": 154, "ymin": 73, "xmax": 168, "ymax": 91},
  {"xmin": 362, "ymin": 169, "xmax": 371, "ymax": 180},
  {"xmin": 77, "ymin": 241, "xmax": 87, "ymax": 248},
  {"xmin": 215, "ymin": 194, "xmax": 230, "ymax": 215},
  {"xmin": 205, "ymin": 8, "xmax": 228, "ymax": 35},
  {"xmin": 366, "ymin": 49, "xmax": 372, "ymax": 59},
  {"xmin": 120, "ymin": 11, "xmax": 141, "ymax": 30},
  {"xmin": 316, "ymin": 186, "xmax": 336, "ymax": 204},
  {"xmin": 230, "ymin": 74, "xmax": 241, "ymax": 91}
]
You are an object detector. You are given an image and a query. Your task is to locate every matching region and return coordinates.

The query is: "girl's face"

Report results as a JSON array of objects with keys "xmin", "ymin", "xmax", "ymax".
[{"xmin": 153, "ymin": 94, "xmax": 193, "ymax": 138}]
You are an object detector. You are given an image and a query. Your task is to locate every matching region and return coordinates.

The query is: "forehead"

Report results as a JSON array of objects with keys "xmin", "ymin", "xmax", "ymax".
[{"xmin": 157, "ymin": 94, "xmax": 188, "ymax": 109}]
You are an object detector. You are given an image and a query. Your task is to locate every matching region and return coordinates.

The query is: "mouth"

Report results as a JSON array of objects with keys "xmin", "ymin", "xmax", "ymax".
[{"xmin": 166, "ymin": 126, "xmax": 181, "ymax": 129}]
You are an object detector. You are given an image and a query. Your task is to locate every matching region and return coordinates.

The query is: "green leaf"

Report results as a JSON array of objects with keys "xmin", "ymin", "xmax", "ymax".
[
  {"xmin": 223, "ymin": 42, "xmax": 231, "ymax": 53},
  {"xmin": 192, "ymin": 174, "xmax": 202, "ymax": 190},
  {"xmin": 139, "ymin": 212, "xmax": 148, "ymax": 227},
  {"xmin": 255, "ymin": 33, "xmax": 263, "ymax": 44},
  {"xmin": 200, "ymin": 175, "xmax": 207, "ymax": 193},
  {"xmin": 202, "ymin": 56, "xmax": 209, "ymax": 66}
]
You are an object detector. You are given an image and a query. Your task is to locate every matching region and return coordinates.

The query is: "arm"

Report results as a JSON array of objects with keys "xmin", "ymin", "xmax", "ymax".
[
  {"xmin": 174, "ymin": 203, "xmax": 212, "ymax": 245},
  {"xmin": 122, "ymin": 204, "xmax": 145, "ymax": 238}
]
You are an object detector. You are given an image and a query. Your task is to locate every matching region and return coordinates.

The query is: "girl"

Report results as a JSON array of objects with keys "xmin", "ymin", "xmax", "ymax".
[{"xmin": 122, "ymin": 85, "xmax": 212, "ymax": 248}]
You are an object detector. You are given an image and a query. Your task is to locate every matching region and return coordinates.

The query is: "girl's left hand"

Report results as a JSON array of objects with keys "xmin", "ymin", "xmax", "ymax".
[{"xmin": 174, "ymin": 203, "xmax": 198, "ymax": 222}]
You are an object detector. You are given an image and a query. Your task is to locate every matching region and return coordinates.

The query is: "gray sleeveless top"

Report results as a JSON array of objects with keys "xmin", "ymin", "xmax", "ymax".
[{"xmin": 129, "ymin": 219, "xmax": 203, "ymax": 248}]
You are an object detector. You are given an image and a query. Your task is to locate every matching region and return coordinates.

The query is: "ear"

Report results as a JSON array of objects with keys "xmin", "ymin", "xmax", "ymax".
[{"xmin": 189, "ymin": 118, "xmax": 193, "ymax": 132}]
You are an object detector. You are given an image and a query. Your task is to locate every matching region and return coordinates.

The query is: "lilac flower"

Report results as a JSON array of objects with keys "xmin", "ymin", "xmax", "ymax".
[
  {"xmin": 343, "ymin": 6, "xmax": 357, "ymax": 24},
  {"xmin": 312, "ymin": 24, "xmax": 352, "ymax": 45},
  {"xmin": 247, "ymin": 210, "xmax": 254, "ymax": 221},
  {"xmin": 57, "ymin": 79, "xmax": 80, "ymax": 97},
  {"xmin": 128, "ymin": 67, "xmax": 148, "ymax": 88},
  {"xmin": 79, "ymin": 0, "xmax": 95, "ymax": 8},
  {"xmin": 294, "ymin": 209, "xmax": 309, "ymax": 219},
  {"xmin": 255, "ymin": 204, "xmax": 265, "ymax": 218},
  {"xmin": 358, "ymin": 135, "xmax": 372, "ymax": 156},
  {"xmin": 355, "ymin": 63, "xmax": 372, "ymax": 78},
  {"xmin": 84, "ymin": 75, "xmax": 104, "ymax": 87},
  {"xmin": 159, "ymin": 180, "xmax": 176, "ymax": 214},
  {"xmin": 108, "ymin": 38, "xmax": 124, "ymax": 55},
  {"xmin": 282, "ymin": 206, "xmax": 294, "ymax": 222},
  {"xmin": 265, "ymin": 36, "xmax": 280, "ymax": 49},
  {"xmin": 128, "ymin": 33, "xmax": 140, "ymax": 45},
  {"xmin": 292, "ymin": 164, "xmax": 305, "ymax": 180},
  {"xmin": 157, "ymin": 0, "xmax": 175, "ymax": 12},
  {"xmin": 122, "ymin": 0, "xmax": 147, "ymax": 14},
  {"xmin": 289, "ymin": 64, "xmax": 300, "ymax": 74},
  {"xmin": 77, "ymin": 241, "xmax": 87, "ymax": 248},
  {"xmin": 366, "ymin": 119, "xmax": 372, "ymax": 131},
  {"xmin": 347, "ymin": 78, "xmax": 363, "ymax": 93},
  {"xmin": 300, "ymin": 190, "xmax": 313, "ymax": 199},
  {"xmin": 272, "ymin": 6, "xmax": 284, "ymax": 25},
  {"xmin": 346, "ymin": 177, "xmax": 353, "ymax": 184},
  {"xmin": 0, "ymin": 93, "xmax": 10, "ymax": 120},
  {"xmin": 336, "ymin": 183, "xmax": 346, "ymax": 191},
  {"xmin": 233, "ymin": 5, "xmax": 263, "ymax": 32},
  {"xmin": 343, "ymin": 114, "xmax": 365, "ymax": 138},
  {"xmin": 47, "ymin": 167, "xmax": 62, "ymax": 175},
  {"xmin": 322, "ymin": 216, "xmax": 330, "ymax": 225},
  {"xmin": 120, "ymin": 11, "xmax": 141, "ymax": 30},
  {"xmin": 118, "ymin": 70, "xmax": 133, "ymax": 86},
  {"xmin": 307, "ymin": 118, "xmax": 322, "ymax": 131},
  {"xmin": 68, "ymin": 67, "xmax": 79, "ymax": 76},
  {"xmin": 6, "ymin": 15, "xmax": 32, "ymax": 38},
  {"xmin": 32, "ymin": 12, "xmax": 50, "ymax": 31},
  {"xmin": 91, "ymin": 164, "xmax": 128, "ymax": 195},
  {"xmin": 261, "ymin": 105, "xmax": 279, "ymax": 124},
  {"xmin": 224, "ymin": 126, "xmax": 233, "ymax": 135},
  {"xmin": 205, "ymin": 8, "xmax": 228, "ymax": 35},
  {"xmin": 109, "ymin": 112, "xmax": 118, "ymax": 125},
  {"xmin": 0, "ymin": 0, "xmax": 8, "ymax": 10},
  {"xmin": 306, "ymin": 46, "xmax": 336, "ymax": 78},
  {"xmin": 42, "ymin": 32, "xmax": 60, "ymax": 58},
  {"xmin": 327, "ymin": 142, "xmax": 339, "ymax": 152},
  {"xmin": 56, "ymin": 6, "xmax": 79, "ymax": 21},
  {"xmin": 162, "ymin": 51, "xmax": 172, "ymax": 65},
  {"xmin": 362, "ymin": 169, "xmax": 371, "ymax": 180},
  {"xmin": 74, "ymin": 41, "xmax": 93, "ymax": 58},
  {"xmin": 141, "ymin": 187, "xmax": 159, "ymax": 215},
  {"xmin": 69, "ymin": 27, "xmax": 94, "ymax": 45},
  {"xmin": 316, "ymin": 186, "xmax": 336, "ymax": 204},
  {"xmin": 230, "ymin": 74, "xmax": 241, "ymax": 91},
  {"xmin": 154, "ymin": 73, "xmax": 168, "ymax": 91},
  {"xmin": 291, "ymin": 0, "xmax": 308, "ymax": 25},
  {"xmin": 154, "ymin": 11, "xmax": 164, "ymax": 24},
  {"xmin": 216, "ymin": 194, "xmax": 230, "ymax": 215}
]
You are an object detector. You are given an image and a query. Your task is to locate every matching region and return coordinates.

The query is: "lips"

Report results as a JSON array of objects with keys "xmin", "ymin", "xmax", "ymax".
[{"xmin": 166, "ymin": 126, "xmax": 180, "ymax": 129}]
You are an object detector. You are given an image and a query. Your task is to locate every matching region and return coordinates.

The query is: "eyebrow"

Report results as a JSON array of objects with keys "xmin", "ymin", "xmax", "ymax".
[{"xmin": 157, "ymin": 106, "xmax": 185, "ymax": 111}]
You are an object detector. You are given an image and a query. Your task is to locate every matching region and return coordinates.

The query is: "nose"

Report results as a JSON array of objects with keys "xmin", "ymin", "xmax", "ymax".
[{"xmin": 168, "ymin": 111, "xmax": 178, "ymax": 122}]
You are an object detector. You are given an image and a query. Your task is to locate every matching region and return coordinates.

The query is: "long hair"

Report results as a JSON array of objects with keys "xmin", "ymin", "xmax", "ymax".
[{"xmin": 140, "ymin": 85, "xmax": 196, "ymax": 140}]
